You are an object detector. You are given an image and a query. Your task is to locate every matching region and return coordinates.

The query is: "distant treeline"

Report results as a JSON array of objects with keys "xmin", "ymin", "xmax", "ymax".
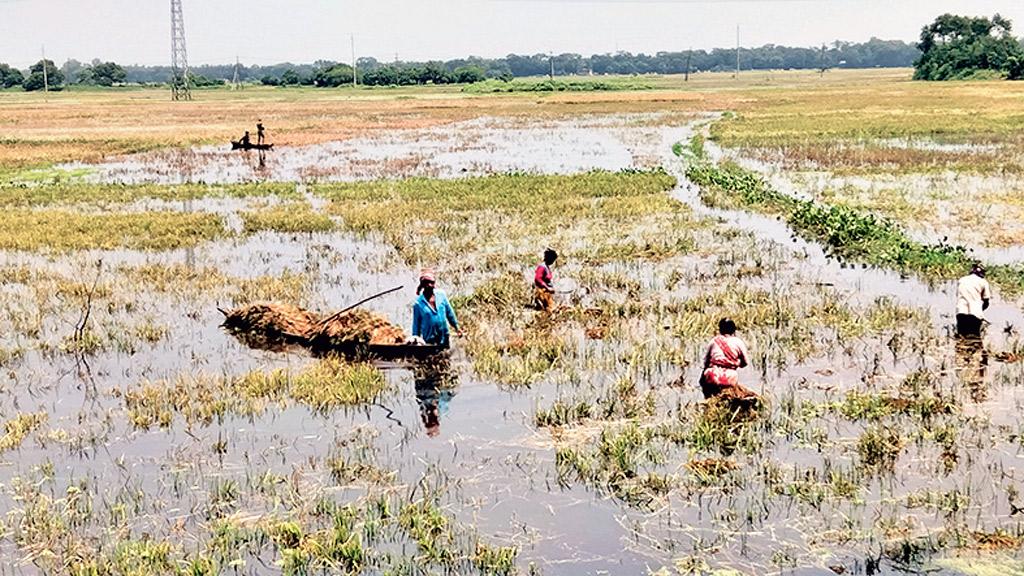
[
  {"xmin": 1, "ymin": 38, "xmax": 920, "ymax": 91},
  {"xmin": 131, "ymin": 38, "xmax": 920, "ymax": 86}
]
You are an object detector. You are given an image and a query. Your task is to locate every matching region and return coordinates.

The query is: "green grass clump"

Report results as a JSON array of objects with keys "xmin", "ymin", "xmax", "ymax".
[
  {"xmin": 555, "ymin": 422, "xmax": 673, "ymax": 508},
  {"xmin": 111, "ymin": 539, "xmax": 177, "ymax": 575},
  {"xmin": 288, "ymin": 359, "xmax": 388, "ymax": 412},
  {"xmin": 124, "ymin": 360, "xmax": 388, "ymax": 429},
  {"xmin": 0, "ymin": 412, "xmax": 47, "ymax": 452},
  {"xmin": 834, "ymin": 389, "xmax": 956, "ymax": 422},
  {"xmin": 0, "ymin": 209, "xmax": 225, "ymax": 252},
  {"xmin": 240, "ymin": 202, "xmax": 335, "ymax": 234},
  {"xmin": 452, "ymin": 272, "xmax": 533, "ymax": 313},
  {"xmin": 398, "ymin": 500, "xmax": 458, "ymax": 565},
  {"xmin": 857, "ymin": 423, "xmax": 904, "ymax": 470},
  {"xmin": 535, "ymin": 400, "xmax": 594, "ymax": 428},
  {"xmin": 231, "ymin": 270, "xmax": 311, "ymax": 305},
  {"xmin": 467, "ymin": 329, "xmax": 569, "ymax": 388},
  {"xmin": 472, "ymin": 542, "xmax": 518, "ymax": 575},
  {"xmin": 687, "ymin": 158, "xmax": 797, "ymax": 214},
  {"xmin": 119, "ymin": 263, "xmax": 229, "ymax": 296}
]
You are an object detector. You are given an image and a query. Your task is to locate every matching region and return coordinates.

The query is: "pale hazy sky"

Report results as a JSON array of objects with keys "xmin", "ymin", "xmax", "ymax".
[{"xmin": 2, "ymin": 0, "xmax": 1023, "ymax": 68}]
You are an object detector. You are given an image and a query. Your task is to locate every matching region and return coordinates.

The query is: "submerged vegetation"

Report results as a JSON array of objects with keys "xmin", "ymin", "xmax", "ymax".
[
  {"xmin": 240, "ymin": 201, "xmax": 335, "ymax": 234},
  {"xmin": 0, "ymin": 179, "xmax": 297, "ymax": 206},
  {"xmin": 317, "ymin": 169, "xmax": 683, "ymax": 267},
  {"xmin": 122, "ymin": 358, "xmax": 388, "ymax": 429},
  {"xmin": 0, "ymin": 209, "xmax": 225, "ymax": 251}
]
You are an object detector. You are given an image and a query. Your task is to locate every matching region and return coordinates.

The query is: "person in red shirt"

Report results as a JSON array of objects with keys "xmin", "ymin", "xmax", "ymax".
[
  {"xmin": 700, "ymin": 318, "xmax": 759, "ymax": 405},
  {"xmin": 533, "ymin": 248, "xmax": 558, "ymax": 311}
]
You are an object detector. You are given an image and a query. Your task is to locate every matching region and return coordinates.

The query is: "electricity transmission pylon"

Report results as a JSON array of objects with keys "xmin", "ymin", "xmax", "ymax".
[{"xmin": 170, "ymin": 0, "xmax": 192, "ymax": 101}]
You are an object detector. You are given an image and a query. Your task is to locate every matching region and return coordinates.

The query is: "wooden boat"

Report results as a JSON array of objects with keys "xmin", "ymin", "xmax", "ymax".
[
  {"xmin": 311, "ymin": 340, "xmax": 448, "ymax": 362},
  {"xmin": 231, "ymin": 141, "xmax": 274, "ymax": 151}
]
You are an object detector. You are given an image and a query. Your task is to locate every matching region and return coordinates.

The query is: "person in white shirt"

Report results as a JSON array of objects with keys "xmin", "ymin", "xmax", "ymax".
[{"xmin": 956, "ymin": 263, "xmax": 991, "ymax": 338}]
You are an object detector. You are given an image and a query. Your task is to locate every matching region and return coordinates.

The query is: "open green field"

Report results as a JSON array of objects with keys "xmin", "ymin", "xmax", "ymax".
[{"xmin": 1, "ymin": 69, "xmax": 1024, "ymax": 575}]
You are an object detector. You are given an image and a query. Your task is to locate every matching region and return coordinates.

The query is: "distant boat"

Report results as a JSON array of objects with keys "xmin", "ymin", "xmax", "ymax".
[{"xmin": 231, "ymin": 141, "xmax": 274, "ymax": 151}]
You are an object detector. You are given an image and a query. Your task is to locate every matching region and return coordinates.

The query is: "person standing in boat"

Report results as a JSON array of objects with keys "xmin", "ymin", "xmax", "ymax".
[
  {"xmin": 533, "ymin": 248, "xmax": 558, "ymax": 311},
  {"xmin": 700, "ymin": 318, "xmax": 757, "ymax": 401},
  {"xmin": 412, "ymin": 270, "xmax": 462, "ymax": 348},
  {"xmin": 256, "ymin": 120, "xmax": 266, "ymax": 146}
]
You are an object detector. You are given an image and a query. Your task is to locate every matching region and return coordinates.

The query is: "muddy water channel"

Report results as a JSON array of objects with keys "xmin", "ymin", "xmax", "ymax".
[{"xmin": 5, "ymin": 115, "xmax": 1024, "ymax": 575}]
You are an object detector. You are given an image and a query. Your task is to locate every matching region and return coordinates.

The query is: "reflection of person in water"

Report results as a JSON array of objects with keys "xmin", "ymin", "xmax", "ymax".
[
  {"xmin": 955, "ymin": 333, "xmax": 989, "ymax": 402},
  {"xmin": 953, "ymin": 263, "xmax": 991, "ymax": 401},
  {"xmin": 414, "ymin": 360, "xmax": 458, "ymax": 437}
]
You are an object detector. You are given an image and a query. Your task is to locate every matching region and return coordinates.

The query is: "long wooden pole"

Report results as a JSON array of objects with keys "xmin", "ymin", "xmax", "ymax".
[{"xmin": 318, "ymin": 285, "xmax": 404, "ymax": 327}]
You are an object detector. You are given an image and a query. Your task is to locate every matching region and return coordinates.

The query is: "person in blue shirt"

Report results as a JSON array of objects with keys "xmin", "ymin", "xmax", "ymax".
[{"xmin": 412, "ymin": 270, "xmax": 462, "ymax": 348}]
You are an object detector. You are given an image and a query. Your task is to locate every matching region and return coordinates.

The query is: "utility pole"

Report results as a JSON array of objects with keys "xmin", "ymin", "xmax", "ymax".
[
  {"xmin": 351, "ymin": 34, "xmax": 357, "ymax": 87},
  {"xmin": 685, "ymin": 47, "xmax": 692, "ymax": 82},
  {"xmin": 735, "ymin": 25, "xmax": 740, "ymax": 79},
  {"xmin": 819, "ymin": 43, "xmax": 827, "ymax": 77},
  {"xmin": 41, "ymin": 45, "xmax": 49, "ymax": 99},
  {"xmin": 549, "ymin": 52, "xmax": 554, "ymax": 80},
  {"xmin": 170, "ymin": 0, "xmax": 192, "ymax": 100},
  {"xmin": 232, "ymin": 55, "xmax": 241, "ymax": 90}
]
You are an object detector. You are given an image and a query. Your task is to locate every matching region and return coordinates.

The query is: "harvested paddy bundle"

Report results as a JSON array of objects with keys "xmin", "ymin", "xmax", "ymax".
[
  {"xmin": 220, "ymin": 302, "xmax": 320, "ymax": 342},
  {"xmin": 310, "ymin": 309, "xmax": 407, "ymax": 348}
]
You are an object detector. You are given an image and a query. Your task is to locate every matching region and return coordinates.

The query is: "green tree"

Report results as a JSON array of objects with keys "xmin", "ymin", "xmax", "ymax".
[
  {"xmin": 418, "ymin": 61, "xmax": 452, "ymax": 84},
  {"xmin": 22, "ymin": 59, "xmax": 64, "ymax": 91},
  {"xmin": 1009, "ymin": 56, "xmax": 1024, "ymax": 80},
  {"xmin": 280, "ymin": 68, "xmax": 301, "ymax": 85},
  {"xmin": 914, "ymin": 13, "xmax": 1024, "ymax": 80},
  {"xmin": 188, "ymin": 72, "xmax": 224, "ymax": 87},
  {"xmin": 61, "ymin": 59, "xmax": 85, "ymax": 84},
  {"xmin": 0, "ymin": 63, "xmax": 25, "ymax": 89},
  {"xmin": 312, "ymin": 63, "xmax": 355, "ymax": 87},
  {"xmin": 362, "ymin": 66, "xmax": 400, "ymax": 86},
  {"xmin": 81, "ymin": 61, "xmax": 127, "ymax": 86},
  {"xmin": 453, "ymin": 65, "xmax": 485, "ymax": 84}
]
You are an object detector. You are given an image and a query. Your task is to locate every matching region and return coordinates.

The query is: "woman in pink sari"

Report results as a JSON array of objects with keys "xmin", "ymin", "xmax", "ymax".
[{"xmin": 700, "ymin": 318, "xmax": 757, "ymax": 400}]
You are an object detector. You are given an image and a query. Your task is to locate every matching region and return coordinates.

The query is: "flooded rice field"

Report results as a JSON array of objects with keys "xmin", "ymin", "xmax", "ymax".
[
  {"xmin": 717, "ymin": 139, "xmax": 1024, "ymax": 259},
  {"xmin": 4, "ymin": 113, "xmax": 1024, "ymax": 575},
  {"xmin": 62, "ymin": 115, "xmax": 680, "ymax": 185}
]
